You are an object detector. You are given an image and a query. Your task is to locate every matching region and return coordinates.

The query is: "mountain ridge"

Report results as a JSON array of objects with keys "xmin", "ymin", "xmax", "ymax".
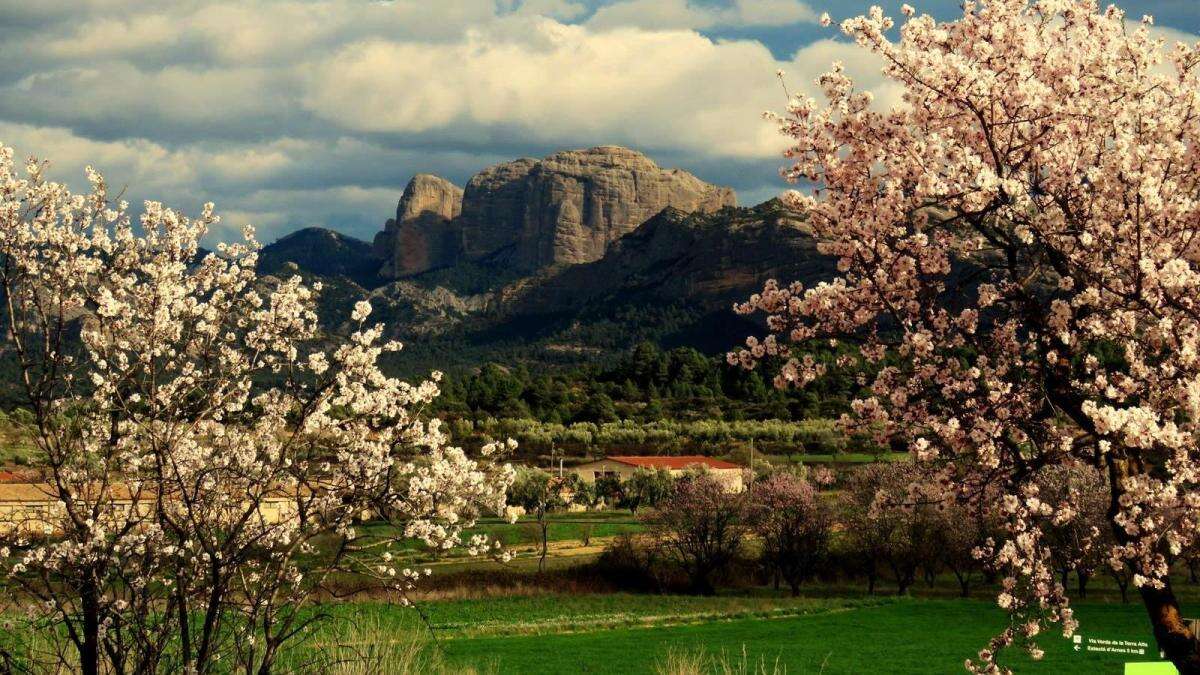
[
  {"xmin": 253, "ymin": 145, "xmax": 834, "ymax": 373},
  {"xmin": 256, "ymin": 199, "xmax": 832, "ymax": 373}
]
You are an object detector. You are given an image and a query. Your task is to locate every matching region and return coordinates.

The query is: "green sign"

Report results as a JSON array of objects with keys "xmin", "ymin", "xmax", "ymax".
[
  {"xmin": 1072, "ymin": 634, "xmax": 1152, "ymax": 657},
  {"xmin": 1124, "ymin": 663, "xmax": 1178, "ymax": 674}
]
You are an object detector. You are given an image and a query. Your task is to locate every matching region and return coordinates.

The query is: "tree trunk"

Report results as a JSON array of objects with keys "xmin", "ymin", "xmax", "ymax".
[
  {"xmin": 1140, "ymin": 581, "xmax": 1200, "ymax": 674},
  {"xmin": 953, "ymin": 570, "xmax": 970, "ymax": 598},
  {"xmin": 1077, "ymin": 572, "xmax": 1089, "ymax": 600},
  {"xmin": 80, "ymin": 581, "xmax": 100, "ymax": 675},
  {"xmin": 538, "ymin": 509, "xmax": 549, "ymax": 573},
  {"xmin": 1106, "ymin": 458, "xmax": 1200, "ymax": 672}
]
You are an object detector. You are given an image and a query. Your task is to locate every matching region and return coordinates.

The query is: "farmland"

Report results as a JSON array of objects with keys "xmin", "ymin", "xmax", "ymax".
[{"xmin": 285, "ymin": 591, "xmax": 1167, "ymax": 674}]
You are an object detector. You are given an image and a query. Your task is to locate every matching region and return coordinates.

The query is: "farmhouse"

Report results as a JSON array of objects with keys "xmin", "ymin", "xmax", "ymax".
[
  {"xmin": 571, "ymin": 455, "xmax": 745, "ymax": 493},
  {"xmin": 0, "ymin": 482, "xmax": 301, "ymax": 536}
]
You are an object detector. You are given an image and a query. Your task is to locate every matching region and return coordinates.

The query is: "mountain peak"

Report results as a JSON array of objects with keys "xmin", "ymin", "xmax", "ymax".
[
  {"xmin": 371, "ymin": 173, "xmax": 466, "ymax": 278},
  {"xmin": 258, "ymin": 227, "xmax": 379, "ymax": 288},
  {"xmin": 375, "ymin": 145, "xmax": 736, "ymax": 280}
]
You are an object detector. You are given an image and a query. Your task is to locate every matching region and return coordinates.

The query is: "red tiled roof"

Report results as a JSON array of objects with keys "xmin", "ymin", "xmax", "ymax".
[{"xmin": 607, "ymin": 455, "xmax": 741, "ymax": 470}]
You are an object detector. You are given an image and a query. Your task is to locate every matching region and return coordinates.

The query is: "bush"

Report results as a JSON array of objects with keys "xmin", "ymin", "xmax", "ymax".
[{"xmin": 594, "ymin": 534, "xmax": 662, "ymax": 592}]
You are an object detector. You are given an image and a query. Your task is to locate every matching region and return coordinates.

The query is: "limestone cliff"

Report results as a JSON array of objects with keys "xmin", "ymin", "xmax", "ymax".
[
  {"xmin": 377, "ymin": 146, "xmax": 736, "ymax": 277},
  {"xmin": 373, "ymin": 174, "xmax": 463, "ymax": 277}
]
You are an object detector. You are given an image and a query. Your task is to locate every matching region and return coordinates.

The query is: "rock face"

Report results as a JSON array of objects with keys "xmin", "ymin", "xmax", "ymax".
[
  {"xmin": 373, "ymin": 174, "xmax": 464, "ymax": 277},
  {"xmin": 506, "ymin": 200, "xmax": 831, "ymax": 316},
  {"xmin": 377, "ymin": 146, "xmax": 736, "ymax": 277},
  {"xmin": 460, "ymin": 146, "xmax": 736, "ymax": 269},
  {"xmin": 458, "ymin": 158, "xmax": 537, "ymax": 261}
]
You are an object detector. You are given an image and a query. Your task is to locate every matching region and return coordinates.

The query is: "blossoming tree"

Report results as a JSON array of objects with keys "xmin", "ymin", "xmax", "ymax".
[
  {"xmin": 0, "ymin": 145, "xmax": 515, "ymax": 674},
  {"xmin": 731, "ymin": 0, "xmax": 1200, "ymax": 671},
  {"xmin": 748, "ymin": 470, "xmax": 830, "ymax": 596}
]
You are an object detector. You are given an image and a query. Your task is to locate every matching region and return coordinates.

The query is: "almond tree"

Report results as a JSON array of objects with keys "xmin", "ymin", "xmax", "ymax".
[
  {"xmin": 0, "ymin": 145, "xmax": 515, "ymax": 674},
  {"xmin": 643, "ymin": 474, "xmax": 747, "ymax": 595},
  {"xmin": 839, "ymin": 462, "xmax": 940, "ymax": 596},
  {"xmin": 748, "ymin": 470, "xmax": 830, "ymax": 596},
  {"xmin": 1033, "ymin": 463, "xmax": 1110, "ymax": 599},
  {"xmin": 936, "ymin": 481, "xmax": 1005, "ymax": 598},
  {"xmin": 731, "ymin": 1, "xmax": 1200, "ymax": 670}
]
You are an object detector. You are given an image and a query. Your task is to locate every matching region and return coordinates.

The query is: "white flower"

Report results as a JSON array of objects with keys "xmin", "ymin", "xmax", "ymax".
[{"xmin": 351, "ymin": 300, "xmax": 372, "ymax": 322}]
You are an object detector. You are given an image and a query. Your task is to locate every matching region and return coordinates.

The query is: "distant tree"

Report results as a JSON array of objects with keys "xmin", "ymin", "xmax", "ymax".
[
  {"xmin": 1034, "ymin": 463, "xmax": 1111, "ymax": 600},
  {"xmin": 748, "ymin": 471, "xmax": 830, "ymax": 596},
  {"xmin": 620, "ymin": 468, "xmax": 675, "ymax": 514},
  {"xmin": 508, "ymin": 467, "xmax": 569, "ymax": 572},
  {"xmin": 840, "ymin": 463, "xmax": 940, "ymax": 596},
  {"xmin": 593, "ymin": 473, "xmax": 624, "ymax": 508},
  {"xmin": 640, "ymin": 399, "xmax": 666, "ymax": 421},
  {"xmin": 575, "ymin": 393, "xmax": 619, "ymax": 424},
  {"xmin": 935, "ymin": 484, "xmax": 1004, "ymax": 598},
  {"xmin": 643, "ymin": 475, "xmax": 748, "ymax": 595},
  {"xmin": 466, "ymin": 363, "xmax": 528, "ymax": 417},
  {"xmin": 629, "ymin": 341, "xmax": 667, "ymax": 388}
]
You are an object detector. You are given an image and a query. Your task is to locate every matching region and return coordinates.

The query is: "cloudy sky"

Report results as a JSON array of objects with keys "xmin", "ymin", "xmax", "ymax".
[{"xmin": 2, "ymin": 0, "xmax": 1197, "ymax": 244}]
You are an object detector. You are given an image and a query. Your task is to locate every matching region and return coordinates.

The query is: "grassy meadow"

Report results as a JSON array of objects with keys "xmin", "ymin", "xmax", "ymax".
[{"xmin": 285, "ymin": 591, "xmax": 1166, "ymax": 674}]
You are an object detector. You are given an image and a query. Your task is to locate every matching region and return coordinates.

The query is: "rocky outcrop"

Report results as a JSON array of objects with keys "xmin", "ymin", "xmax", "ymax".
[
  {"xmin": 373, "ymin": 174, "xmax": 464, "ymax": 277},
  {"xmin": 505, "ymin": 199, "xmax": 831, "ymax": 315},
  {"xmin": 459, "ymin": 146, "xmax": 736, "ymax": 269},
  {"xmin": 255, "ymin": 198, "xmax": 839, "ymax": 370},
  {"xmin": 458, "ymin": 158, "xmax": 537, "ymax": 261},
  {"xmin": 377, "ymin": 146, "xmax": 736, "ymax": 277}
]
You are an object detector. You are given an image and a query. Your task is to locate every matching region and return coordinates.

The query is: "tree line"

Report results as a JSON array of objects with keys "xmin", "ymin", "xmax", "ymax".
[
  {"xmin": 510, "ymin": 460, "xmax": 1196, "ymax": 605},
  {"xmin": 433, "ymin": 341, "xmax": 860, "ymax": 426}
]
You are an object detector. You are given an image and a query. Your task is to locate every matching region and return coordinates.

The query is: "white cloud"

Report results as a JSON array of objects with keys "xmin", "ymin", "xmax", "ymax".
[
  {"xmin": 0, "ymin": 0, "xmax": 948, "ymax": 243},
  {"xmin": 302, "ymin": 19, "xmax": 887, "ymax": 160},
  {"xmin": 501, "ymin": 0, "xmax": 589, "ymax": 21},
  {"xmin": 587, "ymin": 0, "xmax": 816, "ymax": 30}
]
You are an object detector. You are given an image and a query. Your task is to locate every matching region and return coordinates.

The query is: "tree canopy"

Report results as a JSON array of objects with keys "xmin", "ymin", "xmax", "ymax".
[{"xmin": 733, "ymin": 1, "xmax": 1200, "ymax": 671}]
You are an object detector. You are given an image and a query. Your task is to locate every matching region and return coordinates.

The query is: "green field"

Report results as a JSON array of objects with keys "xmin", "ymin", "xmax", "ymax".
[
  {"xmin": 302, "ymin": 593, "xmax": 1168, "ymax": 674},
  {"xmin": 342, "ymin": 511, "xmax": 643, "ymax": 568}
]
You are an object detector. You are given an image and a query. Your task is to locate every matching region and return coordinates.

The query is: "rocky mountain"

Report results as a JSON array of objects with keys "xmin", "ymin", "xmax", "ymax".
[
  {"xmin": 257, "ymin": 206, "xmax": 831, "ymax": 374},
  {"xmin": 504, "ymin": 200, "xmax": 828, "ymax": 316},
  {"xmin": 376, "ymin": 146, "xmax": 736, "ymax": 280},
  {"xmin": 474, "ymin": 199, "xmax": 833, "ymax": 356},
  {"xmin": 372, "ymin": 174, "xmax": 464, "ymax": 277},
  {"xmin": 252, "ymin": 145, "xmax": 833, "ymax": 372}
]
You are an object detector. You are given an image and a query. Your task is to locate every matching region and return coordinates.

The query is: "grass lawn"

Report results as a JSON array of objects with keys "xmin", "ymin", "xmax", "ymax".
[
  {"xmin": 431, "ymin": 596, "xmax": 1160, "ymax": 674},
  {"xmin": 303, "ymin": 593, "xmax": 1167, "ymax": 674}
]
